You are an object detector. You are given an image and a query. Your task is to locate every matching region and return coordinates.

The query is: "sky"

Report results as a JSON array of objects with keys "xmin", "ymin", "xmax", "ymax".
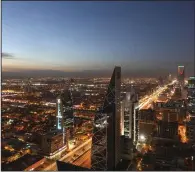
[{"xmin": 2, "ymin": 1, "xmax": 195, "ymax": 77}]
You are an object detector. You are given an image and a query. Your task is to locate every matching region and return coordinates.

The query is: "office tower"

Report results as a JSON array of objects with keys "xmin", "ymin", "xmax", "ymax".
[
  {"xmin": 121, "ymin": 86, "xmax": 139, "ymax": 144},
  {"xmin": 60, "ymin": 90, "xmax": 74, "ymax": 130},
  {"xmin": 56, "ymin": 97, "xmax": 63, "ymax": 130},
  {"xmin": 91, "ymin": 66, "xmax": 121, "ymax": 171},
  {"xmin": 56, "ymin": 89, "xmax": 74, "ymax": 144},
  {"xmin": 178, "ymin": 66, "xmax": 185, "ymax": 86}
]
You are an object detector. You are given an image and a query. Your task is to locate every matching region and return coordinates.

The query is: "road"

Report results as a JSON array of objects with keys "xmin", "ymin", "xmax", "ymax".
[
  {"xmin": 40, "ymin": 138, "xmax": 92, "ymax": 171},
  {"xmin": 47, "ymin": 150, "xmax": 91, "ymax": 171},
  {"xmin": 72, "ymin": 149, "xmax": 91, "ymax": 169},
  {"xmin": 138, "ymin": 80, "xmax": 176, "ymax": 110}
]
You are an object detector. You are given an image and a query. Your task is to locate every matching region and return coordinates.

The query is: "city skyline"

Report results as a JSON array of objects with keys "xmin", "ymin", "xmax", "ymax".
[{"xmin": 2, "ymin": 1, "xmax": 195, "ymax": 77}]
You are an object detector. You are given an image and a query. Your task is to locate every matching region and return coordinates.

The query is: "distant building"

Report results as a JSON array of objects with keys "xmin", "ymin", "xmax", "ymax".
[
  {"xmin": 177, "ymin": 66, "xmax": 185, "ymax": 86},
  {"xmin": 188, "ymin": 77, "xmax": 195, "ymax": 88},
  {"xmin": 168, "ymin": 74, "xmax": 172, "ymax": 83},
  {"xmin": 40, "ymin": 130, "xmax": 64, "ymax": 156},
  {"xmin": 91, "ymin": 66, "xmax": 121, "ymax": 171}
]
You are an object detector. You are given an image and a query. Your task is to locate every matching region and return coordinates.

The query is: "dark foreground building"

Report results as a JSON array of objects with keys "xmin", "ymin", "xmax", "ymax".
[
  {"xmin": 91, "ymin": 66, "xmax": 121, "ymax": 170},
  {"xmin": 56, "ymin": 161, "xmax": 90, "ymax": 171}
]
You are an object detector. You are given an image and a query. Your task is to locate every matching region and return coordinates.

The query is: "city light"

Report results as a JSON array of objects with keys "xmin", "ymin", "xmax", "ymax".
[
  {"xmin": 139, "ymin": 135, "xmax": 146, "ymax": 142},
  {"xmin": 178, "ymin": 125, "xmax": 188, "ymax": 143}
]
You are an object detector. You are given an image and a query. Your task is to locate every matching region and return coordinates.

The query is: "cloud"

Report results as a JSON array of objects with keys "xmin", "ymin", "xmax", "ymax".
[{"xmin": 2, "ymin": 52, "xmax": 15, "ymax": 59}]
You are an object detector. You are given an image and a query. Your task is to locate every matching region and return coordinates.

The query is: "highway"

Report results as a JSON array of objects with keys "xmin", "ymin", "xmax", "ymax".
[
  {"xmin": 47, "ymin": 150, "xmax": 91, "ymax": 170},
  {"xmin": 72, "ymin": 149, "xmax": 91, "ymax": 169},
  {"xmin": 138, "ymin": 80, "xmax": 176, "ymax": 110}
]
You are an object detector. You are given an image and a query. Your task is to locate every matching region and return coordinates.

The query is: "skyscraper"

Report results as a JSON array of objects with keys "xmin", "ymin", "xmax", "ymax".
[
  {"xmin": 121, "ymin": 86, "xmax": 139, "ymax": 144},
  {"xmin": 178, "ymin": 66, "xmax": 185, "ymax": 86},
  {"xmin": 91, "ymin": 66, "xmax": 121, "ymax": 171},
  {"xmin": 56, "ymin": 89, "xmax": 74, "ymax": 144},
  {"xmin": 56, "ymin": 97, "xmax": 63, "ymax": 130}
]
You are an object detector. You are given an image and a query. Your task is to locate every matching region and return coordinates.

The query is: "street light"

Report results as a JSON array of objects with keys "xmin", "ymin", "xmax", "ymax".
[{"xmin": 140, "ymin": 134, "xmax": 146, "ymax": 142}]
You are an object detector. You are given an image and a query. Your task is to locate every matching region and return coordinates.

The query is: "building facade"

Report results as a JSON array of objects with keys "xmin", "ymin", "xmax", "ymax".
[
  {"xmin": 91, "ymin": 66, "xmax": 121, "ymax": 171},
  {"xmin": 56, "ymin": 89, "xmax": 74, "ymax": 144},
  {"xmin": 121, "ymin": 87, "xmax": 139, "ymax": 144},
  {"xmin": 41, "ymin": 130, "xmax": 64, "ymax": 156},
  {"xmin": 177, "ymin": 66, "xmax": 185, "ymax": 86}
]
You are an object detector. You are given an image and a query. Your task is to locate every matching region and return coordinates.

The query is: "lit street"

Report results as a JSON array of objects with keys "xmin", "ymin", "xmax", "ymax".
[
  {"xmin": 38, "ymin": 138, "xmax": 92, "ymax": 171},
  {"xmin": 139, "ymin": 80, "xmax": 176, "ymax": 110}
]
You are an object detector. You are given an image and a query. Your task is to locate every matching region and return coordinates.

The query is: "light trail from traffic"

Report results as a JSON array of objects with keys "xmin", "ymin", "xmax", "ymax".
[{"xmin": 138, "ymin": 80, "xmax": 177, "ymax": 110}]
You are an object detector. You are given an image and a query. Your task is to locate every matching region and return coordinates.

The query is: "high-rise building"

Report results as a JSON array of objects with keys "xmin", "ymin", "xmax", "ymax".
[
  {"xmin": 121, "ymin": 86, "xmax": 139, "ymax": 144},
  {"xmin": 178, "ymin": 66, "xmax": 185, "ymax": 86},
  {"xmin": 91, "ymin": 66, "xmax": 121, "ymax": 171},
  {"xmin": 56, "ymin": 89, "xmax": 74, "ymax": 144},
  {"xmin": 56, "ymin": 97, "xmax": 63, "ymax": 130}
]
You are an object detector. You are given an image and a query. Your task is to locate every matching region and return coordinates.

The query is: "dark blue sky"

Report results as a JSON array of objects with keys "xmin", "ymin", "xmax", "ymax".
[{"xmin": 2, "ymin": 1, "xmax": 194, "ymax": 76}]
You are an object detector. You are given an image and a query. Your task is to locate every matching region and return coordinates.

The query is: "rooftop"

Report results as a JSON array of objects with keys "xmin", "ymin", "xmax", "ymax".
[
  {"xmin": 2, "ymin": 154, "xmax": 44, "ymax": 171},
  {"xmin": 42, "ymin": 129, "xmax": 63, "ymax": 137}
]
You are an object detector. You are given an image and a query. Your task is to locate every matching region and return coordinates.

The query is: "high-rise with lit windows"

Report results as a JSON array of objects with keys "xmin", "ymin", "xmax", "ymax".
[
  {"xmin": 178, "ymin": 66, "xmax": 185, "ymax": 86},
  {"xmin": 121, "ymin": 86, "xmax": 139, "ymax": 144},
  {"xmin": 56, "ymin": 89, "xmax": 74, "ymax": 144}
]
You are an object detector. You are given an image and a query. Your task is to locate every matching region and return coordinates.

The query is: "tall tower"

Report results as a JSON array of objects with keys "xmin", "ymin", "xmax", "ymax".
[
  {"xmin": 91, "ymin": 66, "xmax": 121, "ymax": 171},
  {"xmin": 121, "ymin": 86, "xmax": 139, "ymax": 144},
  {"xmin": 178, "ymin": 66, "xmax": 185, "ymax": 86},
  {"xmin": 56, "ymin": 97, "xmax": 63, "ymax": 130},
  {"xmin": 56, "ymin": 89, "xmax": 74, "ymax": 146}
]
